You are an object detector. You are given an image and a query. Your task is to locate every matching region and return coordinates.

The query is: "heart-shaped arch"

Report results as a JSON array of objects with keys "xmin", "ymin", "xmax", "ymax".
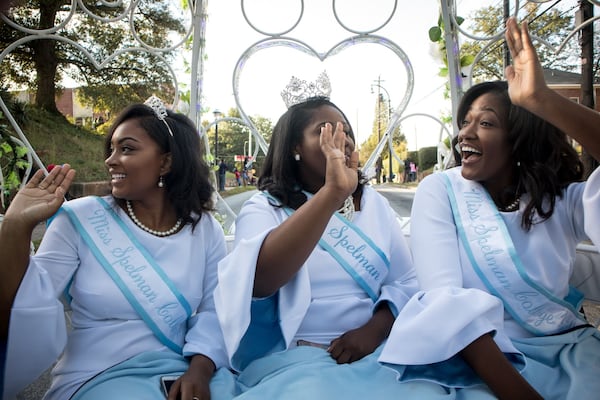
[{"xmin": 230, "ymin": 34, "xmax": 415, "ymax": 173}]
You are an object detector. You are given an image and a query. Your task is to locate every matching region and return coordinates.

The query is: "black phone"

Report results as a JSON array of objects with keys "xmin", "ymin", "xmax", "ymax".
[{"xmin": 160, "ymin": 375, "xmax": 181, "ymax": 399}]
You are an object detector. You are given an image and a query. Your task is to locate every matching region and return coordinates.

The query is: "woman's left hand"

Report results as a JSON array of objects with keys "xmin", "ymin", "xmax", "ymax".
[
  {"xmin": 320, "ymin": 121, "xmax": 359, "ymax": 203},
  {"xmin": 327, "ymin": 323, "xmax": 384, "ymax": 364},
  {"xmin": 168, "ymin": 355, "xmax": 215, "ymax": 400},
  {"xmin": 327, "ymin": 303, "xmax": 394, "ymax": 364}
]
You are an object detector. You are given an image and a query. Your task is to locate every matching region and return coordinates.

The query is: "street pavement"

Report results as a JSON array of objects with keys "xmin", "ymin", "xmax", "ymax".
[
  {"xmin": 372, "ymin": 184, "xmax": 416, "ymax": 218},
  {"xmin": 220, "ymin": 183, "xmax": 415, "ymax": 216}
]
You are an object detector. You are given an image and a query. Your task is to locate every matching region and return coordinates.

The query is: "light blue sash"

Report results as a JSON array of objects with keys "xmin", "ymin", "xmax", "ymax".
[
  {"xmin": 62, "ymin": 197, "xmax": 191, "ymax": 353},
  {"xmin": 263, "ymin": 192, "xmax": 389, "ymax": 301},
  {"xmin": 443, "ymin": 168, "xmax": 586, "ymax": 335}
]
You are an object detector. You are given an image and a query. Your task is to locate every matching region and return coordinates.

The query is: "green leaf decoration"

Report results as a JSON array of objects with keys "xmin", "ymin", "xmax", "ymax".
[
  {"xmin": 460, "ymin": 54, "xmax": 475, "ymax": 67},
  {"xmin": 429, "ymin": 26, "xmax": 442, "ymax": 42}
]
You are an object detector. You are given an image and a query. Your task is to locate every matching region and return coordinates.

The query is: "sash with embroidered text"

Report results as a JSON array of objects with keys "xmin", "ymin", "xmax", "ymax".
[
  {"xmin": 62, "ymin": 196, "xmax": 191, "ymax": 353},
  {"xmin": 263, "ymin": 191, "xmax": 389, "ymax": 301},
  {"xmin": 442, "ymin": 168, "xmax": 586, "ymax": 335}
]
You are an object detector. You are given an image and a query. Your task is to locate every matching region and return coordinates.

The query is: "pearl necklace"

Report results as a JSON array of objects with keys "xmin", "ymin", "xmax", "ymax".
[
  {"xmin": 126, "ymin": 200, "xmax": 182, "ymax": 237},
  {"xmin": 338, "ymin": 195, "xmax": 355, "ymax": 221},
  {"xmin": 498, "ymin": 196, "xmax": 520, "ymax": 212}
]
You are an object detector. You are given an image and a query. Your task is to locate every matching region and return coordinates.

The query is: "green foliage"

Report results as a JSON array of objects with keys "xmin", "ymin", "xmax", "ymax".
[
  {"xmin": 95, "ymin": 120, "xmax": 113, "ymax": 136},
  {"xmin": 359, "ymin": 93, "xmax": 407, "ymax": 167},
  {"xmin": 0, "ymin": 89, "xmax": 29, "ymax": 125},
  {"xmin": 429, "ymin": 26, "xmax": 442, "ymax": 42},
  {"xmin": 402, "ymin": 147, "xmax": 438, "ymax": 174},
  {"xmin": 0, "ymin": 91, "xmax": 32, "ymax": 209},
  {"xmin": 429, "ymin": 13, "xmax": 471, "ymax": 96},
  {"xmin": 0, "ymin": 0, "xmax": 184, "ymax": 114},
  {"xmin": 206, "ymin": 108, "xmax": 273, "ymax": 170},
  {"xmin": 0, "ymin": 114, "xmax": 30, "ymax": 210},
  {"xmin": 407, "ymin": 151, "xmax": 419, "ymax": 163},
  {"xmin": 418, "ymin": 146, "xmax": 438, "ymax": 171},
  {"xmin": 462, "ymin": 4, "xmax": 576, "ymax": 82},
  {"xmin": 77, "ymin": 83, "xmax": 176, "ymax": 120}
]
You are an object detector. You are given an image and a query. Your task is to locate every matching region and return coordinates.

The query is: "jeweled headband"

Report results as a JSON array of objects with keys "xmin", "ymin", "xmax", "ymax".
[
  {"xmin": 144, "ymin": 95, "xmax": 174, "ymax": 137},
  {"xmin": 280, "ymin": 71, "xmax": 332, "ymax": 108}
]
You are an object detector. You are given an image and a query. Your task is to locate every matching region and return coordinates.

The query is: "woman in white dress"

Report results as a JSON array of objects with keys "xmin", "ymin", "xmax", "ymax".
[
  {"xmin": 380, "ymin": 18, "xmax": 600, "ymax": 400},
  {"xmin": 0, "ymin": 98, "xmax": 231, "ymax": 400},
  {"xmin": 214, "ymin": 90, "xmax": 458, "ymax": 399}
]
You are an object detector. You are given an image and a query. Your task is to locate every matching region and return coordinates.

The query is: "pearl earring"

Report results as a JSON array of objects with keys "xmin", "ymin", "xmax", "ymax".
[
  {"xmin": 516, "ymin": 161, "xmax": 521, "ymax": 167},
  {"xmin": 294, "ymin": 154, "xmax": 301, "ymax": 161},
  {"xmin": 158, "ymin": 176, "xmax": 165, "ymax": 188}
]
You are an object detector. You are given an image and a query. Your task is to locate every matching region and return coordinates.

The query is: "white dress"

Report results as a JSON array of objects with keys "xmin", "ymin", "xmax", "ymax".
[
  {"xmin": 380, "ymin": 167, "xmax": 600, "ymax": 400},
  {"xmin": 3, "ymin": 196, "xmax": 229, "ymax": 400},
  {"xmin": 213, "ymin": 186, "xmax": 448, "ymax": 400}
]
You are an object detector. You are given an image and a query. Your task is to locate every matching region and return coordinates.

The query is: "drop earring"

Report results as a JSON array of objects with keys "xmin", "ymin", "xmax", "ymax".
[
  {"xmin": 294, "ymin": 153, "xmax": 301, "ymax": 161},
  {"xmin": 158, "ymin": 176, "xmax": 165, "ymax": 188}
]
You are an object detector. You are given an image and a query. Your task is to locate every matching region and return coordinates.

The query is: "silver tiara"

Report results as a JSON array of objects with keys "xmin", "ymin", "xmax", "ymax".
[
  {"xmin": 281, "ymin": 71, "xmax": 332, "ymax": 108},
  {"xmin": 144, "ymin": 95, "xmax": 174, "ymax": 136}
]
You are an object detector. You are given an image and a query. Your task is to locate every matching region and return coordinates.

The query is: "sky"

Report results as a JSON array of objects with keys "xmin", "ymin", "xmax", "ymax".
[
  {"xmin": 197, "ymin": 0, "xmax": 596, "ymax": 154},
  {"xmin": 199, "ymin": 0, "xmax": 455, "ymax": 152}
]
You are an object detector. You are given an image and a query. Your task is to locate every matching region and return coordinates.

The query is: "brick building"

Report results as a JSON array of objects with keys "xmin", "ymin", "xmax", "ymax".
[
  {"xmin": 544, "ymin": 68, "xmax": 600, "ymax": 153},
  {"xmin": 544, "ymin": 68, "xmax": 600, "ymax": 111},
  {"xmin": 13, "ymin": 87, "xmax": 106, "ymax": 127}
]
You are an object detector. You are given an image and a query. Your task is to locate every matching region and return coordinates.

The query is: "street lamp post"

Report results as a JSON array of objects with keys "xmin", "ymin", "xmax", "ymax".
[
  {"xmin": 371, "ymin": 77, "xmax": 393, "ymax": 183},
  {"xmin": 213, "ymin": 109, "xmax": 222, "ymax": 163}
]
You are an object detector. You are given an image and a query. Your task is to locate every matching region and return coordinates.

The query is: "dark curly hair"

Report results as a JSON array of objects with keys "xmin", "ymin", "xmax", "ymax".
[
  {"xmin": 454, "ymin": 81, "xmax": 583, "ymax": 230},
  {"xmin": 104, "ymin": 103, "xmax": 214, "ymax": 230},
  {"xmin": 258, "ymin": 96, "xmax": 365, "ymax": 210}
]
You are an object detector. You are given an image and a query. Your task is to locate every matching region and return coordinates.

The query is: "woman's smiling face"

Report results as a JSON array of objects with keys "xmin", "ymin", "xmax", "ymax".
[
  {"xmin": 104, "ymin": 118, "xmax": 170, "ymax": 200},
  {"xmin": 457, "ymin": 92, "xmax": 515, "ymax": 196}
]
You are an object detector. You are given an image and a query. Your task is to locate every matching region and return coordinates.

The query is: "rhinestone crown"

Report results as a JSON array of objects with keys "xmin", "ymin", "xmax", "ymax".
[
  {"xmin": 144, "ymin": 95, "xmax": 174, "ymax": 136},
  {"xmin": 281, "ymin": 71, "xmax": 332, "ymax": 108}
]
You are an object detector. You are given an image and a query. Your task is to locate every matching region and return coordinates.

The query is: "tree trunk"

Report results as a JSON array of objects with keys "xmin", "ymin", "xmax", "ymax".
[
  {"xmin": 33, "ymin": 39, "xmax": 59, "ymax": 114},
  {"xmin": 32, "ymin": 0, "xmax": 62, "ymax": 114},
  {"xmin": 579, "ymin": 0, "xmax": 597, "ymax": 178}
]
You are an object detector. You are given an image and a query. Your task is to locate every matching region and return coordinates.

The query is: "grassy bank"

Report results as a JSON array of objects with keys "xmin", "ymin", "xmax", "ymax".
[{"xmin": 17, "ymin": 107, "xmax": 108, "ymax": 181}]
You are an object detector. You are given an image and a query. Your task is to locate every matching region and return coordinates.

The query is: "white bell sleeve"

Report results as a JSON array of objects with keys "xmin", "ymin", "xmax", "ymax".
[
  {"xmin": 214, "ymin": 193, "xmax": 311, "ymax": 371},
  {"xmin": 380, "ymin": 172, "xmax": 519, "ymax": 368}
]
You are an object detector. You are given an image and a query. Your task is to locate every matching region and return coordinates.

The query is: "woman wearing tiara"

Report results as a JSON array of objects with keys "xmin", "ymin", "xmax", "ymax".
[
  {"xmin": 0, "ymin": 98, "xmax": 232, "ymax": 400},
  {"xmin": 214, "ymin": 78, "xmax": 447, "ymax": 398}
]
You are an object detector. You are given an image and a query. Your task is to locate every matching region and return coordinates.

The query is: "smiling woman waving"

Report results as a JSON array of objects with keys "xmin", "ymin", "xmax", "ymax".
[
  {"xmin": 379, "ymin": 17, "xmax": 600, "ymax": 400},
  {"xmin": 0, "ymin": 97, "xmax": 232, "ymax": 400}
]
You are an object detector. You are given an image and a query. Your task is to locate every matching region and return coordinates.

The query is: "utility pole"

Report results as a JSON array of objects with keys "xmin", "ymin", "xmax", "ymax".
[
  {"xmin": 578, "ymin": 0, "xmax": 597, "ymax": 177},
  {"xmin": 503, "ymin": 0, "xmax": 511, "ymax": 74}
]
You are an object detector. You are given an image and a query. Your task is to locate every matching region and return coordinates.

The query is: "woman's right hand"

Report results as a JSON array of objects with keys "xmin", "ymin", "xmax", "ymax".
[
  {"xmin": 4, "ymin": 164, "xmax": 75, "ymax": 228},
  {"xmin": 320, "ymin": 121, "xmax": 359, "ymax": 202}
]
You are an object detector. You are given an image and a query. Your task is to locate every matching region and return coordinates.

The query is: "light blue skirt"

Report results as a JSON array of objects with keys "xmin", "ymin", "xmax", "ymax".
[
  {"xmin": 70, "ymin": 351, "xmax": 236, "ymax": 400},
  {"xmin": 514, "ymin": 326, "xmax": 600, "ymax": 400},
  {"xmin": 385, "ymin": 325, "xmax": 600, "ymax": 400},
  {"xmin": 70, "ymin": 326, "xmax": 600, "ymax": 399},
  {"xmin": 227, "ymin": 345, "xmax": 452, "ymax": 400}
]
